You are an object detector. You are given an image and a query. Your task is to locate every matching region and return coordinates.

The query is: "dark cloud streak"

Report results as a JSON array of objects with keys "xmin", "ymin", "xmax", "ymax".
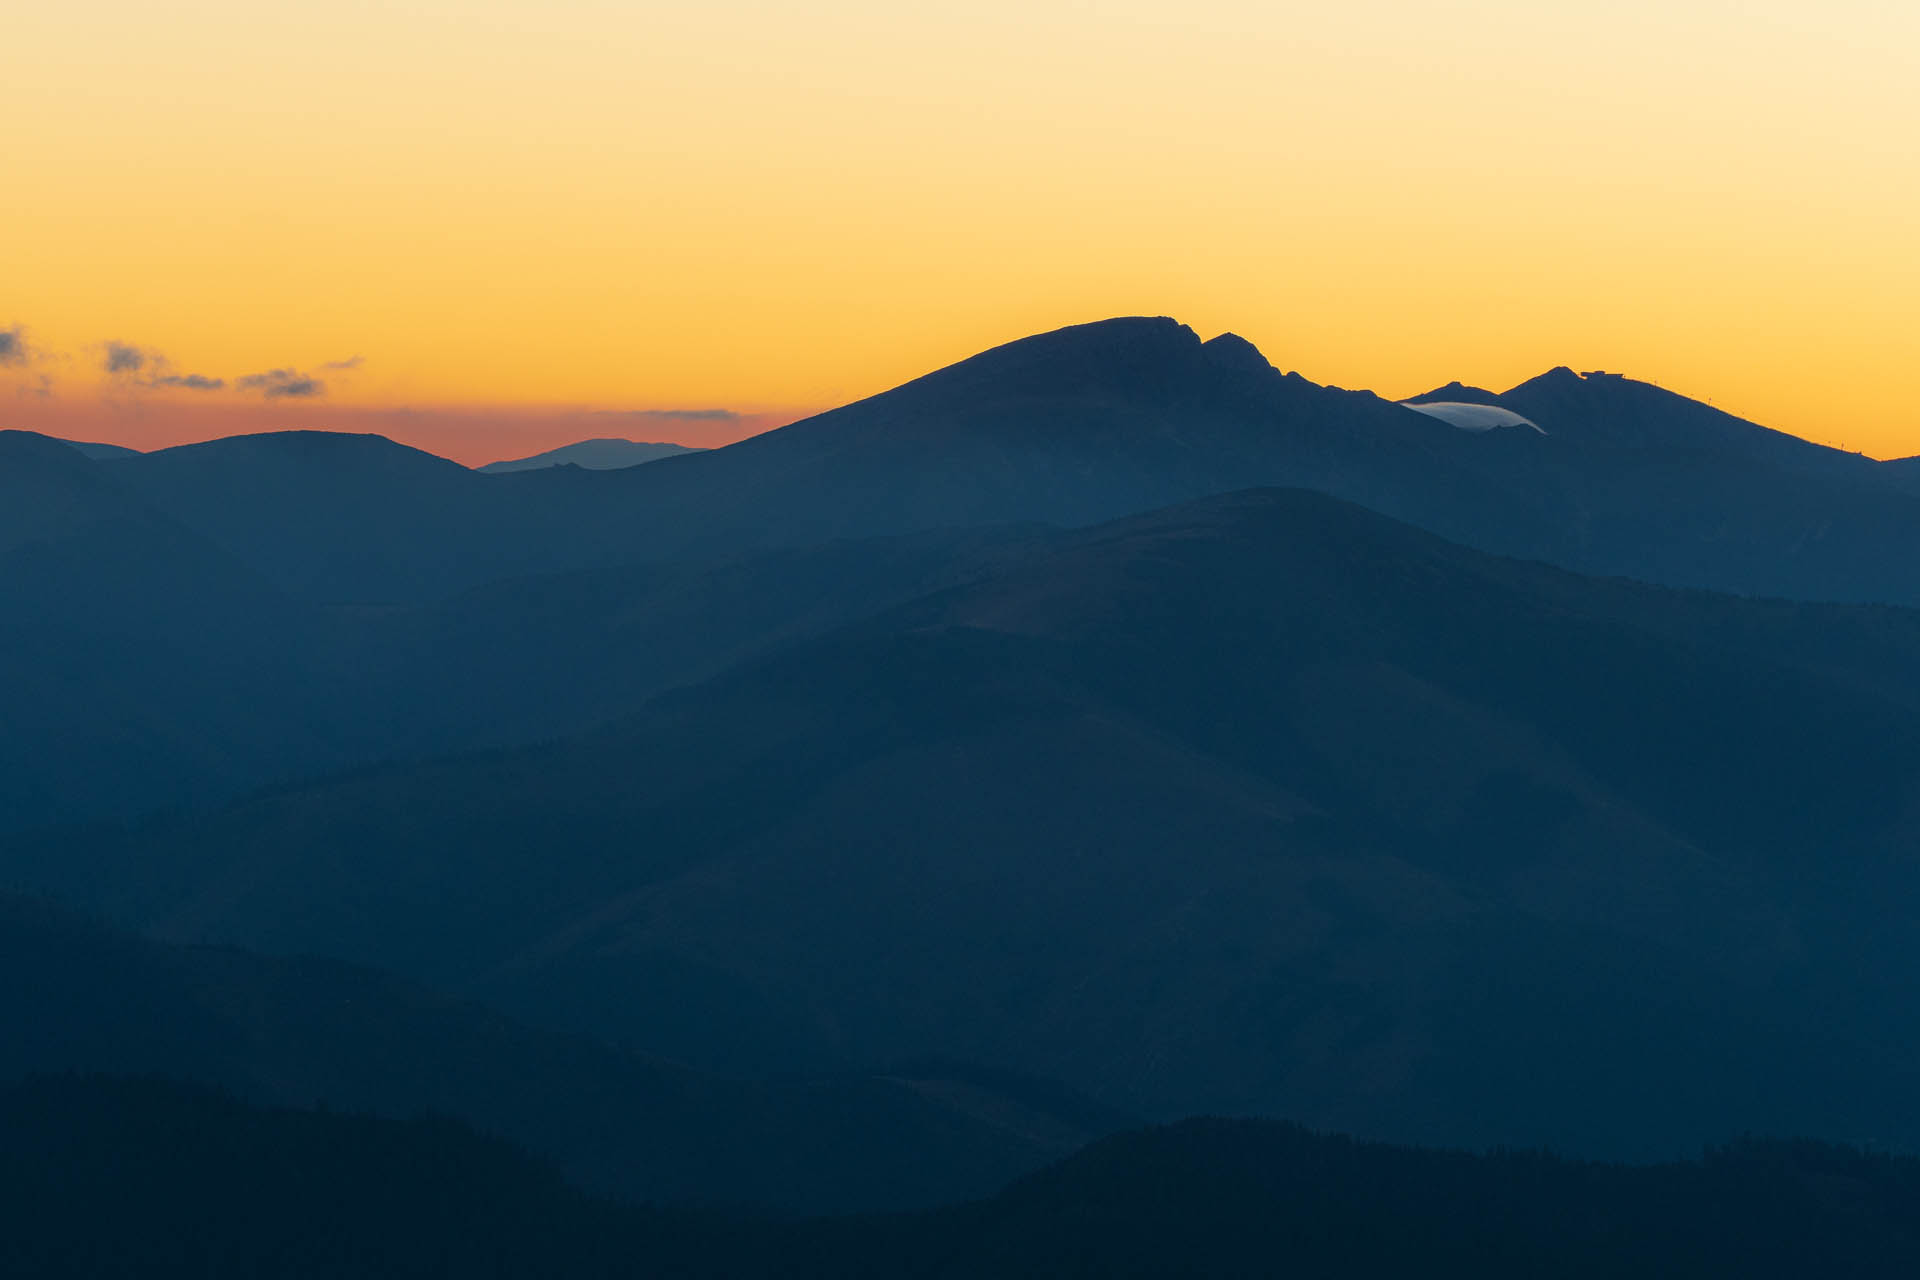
[
  {"xmin": 0, "ymin": 326, "xmax": 29, "ymax": 367},
  {"xmin": 238, "ymin": 368, "xmax": 326, "ymax": 398},
  {"xmin": 103, "ymin": 341, "xmax": 224, "ymax": 390},
  {"xmin": 103, "ymin": 341, "xmax": 150, "ymax": 374}
]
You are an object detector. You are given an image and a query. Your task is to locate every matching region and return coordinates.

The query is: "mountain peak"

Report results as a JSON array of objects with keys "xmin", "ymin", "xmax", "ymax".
[
  {"xmin": 1404, "ymin": 381, "xmax": 1503, "ymax": 407},
  {"xmin": 1201, "ymin": 332, "xmax": 1277, "ymax": 375},
  {"xmin": 1506, "ymin": 366, "xmax": 1585, "ymax": 395},
  {"xmin": 968, "ymin": 316, "xmax": 1201, "ymax": 366},
  {"xmin": 833, "ymin": 316, "xmax": 1209, "ymax": 415}
]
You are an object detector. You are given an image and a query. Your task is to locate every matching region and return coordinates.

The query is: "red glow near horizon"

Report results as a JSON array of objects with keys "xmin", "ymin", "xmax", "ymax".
[{"xmin": 0, "ymin": 398, "xmax": 811, "ymax": 466}]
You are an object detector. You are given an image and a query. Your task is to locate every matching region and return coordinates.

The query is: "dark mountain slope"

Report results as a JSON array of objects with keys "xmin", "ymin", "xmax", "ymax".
[
  {"xmin": 1405, "ymin": 368, "xmax": 1920, "ymax": 601},
  {"xmin": 22, "ymin": 489, "xmax": 1920, "ymax": 1158},
  {"xmin": 338, "ymin": 521, "xmax": 1053, "ymax": 759},
  {"xmin": 1883, "ymin": 454, "xmax": 1920, "ymax": 492},
  {"xmin": 0, "ymin": 1076, "xmax": 708, "ymax": 1279},
  {"xmin": 51, "ymin": 436, "xmax": 142, "ymax": 459},
  {"xmin": 546, "ymin": 317, "xmax": 1560, "ymax": 570},
  {"xmin": 845, "ymin": 1120, "xmax": 1920, "ymax": 1279},
  {"xmin": 1409, "ymin": 367, "xmax": 1873, "ymax": 476},
  {"xmin": 0, "ymin": 475, "xmax": 1046, "ymax": 830},
  {"xmin": 0, "ymin": 893, "xmax": 1120, "ymax": 1213},
  {"xmin": 1, "ymin": 429, "xmax": 160, "ymax": 553},
  {"xmin": 102, "ymin": 430, "xmax": 538, "ymax": 603},
  {"xmin": 0, "ymin": 433, "xmax": 348, "ymax": 829},
  {"xmin": 1497, "ymin": 367, "xmax": 1878, "ymax": 477}
]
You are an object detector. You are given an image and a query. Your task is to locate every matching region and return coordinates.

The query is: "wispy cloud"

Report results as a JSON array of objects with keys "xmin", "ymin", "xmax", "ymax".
[
  {"xmin": 320, "ymin": 355, "xmax": 364, "ymax": 372},
  {"xmin": 3, "ymin": 327, "xmax": 53, "ymax": 397},
  {"xmin": 101, "ymin": 340, "xmax": 225, "ymax": 391},
  {"xmin": 237, "ymin": 367, "xmax": 326, "ymax": 398}
]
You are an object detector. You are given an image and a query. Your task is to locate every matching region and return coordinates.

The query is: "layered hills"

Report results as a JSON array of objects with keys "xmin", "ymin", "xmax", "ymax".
[
  {"xmin": 0, "ymin": 892, "xmax": 1117, "ymax": 1213},
  {"xmin": 13, "ymin": 316, "xmax": 1920, "ymax": 827},
  {"xmin": 8, "ymin": 317, "xmax": 1920, "ymax": 1230},
  {"xmin": 36, "ymin": 317, "xmax": 1920, "ymax": 608},
  {"xmin": 19, "ymin": 487, "xmax": 1920, "ymax": 1158}
]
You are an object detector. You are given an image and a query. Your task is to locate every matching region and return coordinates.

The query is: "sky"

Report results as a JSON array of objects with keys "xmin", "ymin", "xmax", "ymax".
[{"xmin": 4, "ymin": 1, "xmax": 1917, "ymax": 463}]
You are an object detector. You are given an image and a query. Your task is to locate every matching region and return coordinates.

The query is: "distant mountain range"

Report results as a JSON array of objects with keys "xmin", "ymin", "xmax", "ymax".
[
  {"xmin": 17, "ymin": 316, "xmax": 1920, "ymax": 608},
  {"xmin": 9, "ymin": 316, "xmax": 1920, "ymax": 1218},
  {"xmin": 11, "ymin": 316, "xmax": 1920, "ymax": 829},
  {"xmin": 477, "ymin": 437, "xmax": 705, "ymax": 473}
]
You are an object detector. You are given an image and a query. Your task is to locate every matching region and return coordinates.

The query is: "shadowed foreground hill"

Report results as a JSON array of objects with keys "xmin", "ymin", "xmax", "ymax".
[
  {"xmin": 0, "ymin": 894, "xmax": 1119, "ymax": 1214},
  {"xmin": 7, "ymin": 1076, "xmax": 1920, "ymax": 1279},
  {"xmin": 874, "ymin": 1120, "xmax": 1920, "ymax": 1279},
  {"xmin": 22, "ymin": 488, "xmax": 1920, "ymax": 1159}
]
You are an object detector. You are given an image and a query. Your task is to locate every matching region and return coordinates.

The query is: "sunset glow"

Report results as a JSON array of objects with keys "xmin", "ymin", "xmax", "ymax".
[{"xmin": 6, "ymin": 1, "xmax": 1917, "ymax": 459}]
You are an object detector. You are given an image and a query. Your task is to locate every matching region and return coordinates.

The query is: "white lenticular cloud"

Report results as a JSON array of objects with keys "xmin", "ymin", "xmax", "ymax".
[{"xmin": 1402, "ymin": 401, "xmax": 1545, "ymax": 434}]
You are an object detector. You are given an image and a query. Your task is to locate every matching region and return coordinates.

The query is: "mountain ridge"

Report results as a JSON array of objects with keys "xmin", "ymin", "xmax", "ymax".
[
  {"xmin": 29, "ymin": 318, "xmax": 1920, "ymax": 609},
  {"xmin": 478, "ymin": 437, "xmax": 705, "ymax": 473}
]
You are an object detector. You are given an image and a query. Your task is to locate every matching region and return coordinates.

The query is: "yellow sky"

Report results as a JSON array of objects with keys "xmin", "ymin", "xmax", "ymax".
[{"xmin": 4, "ymin": 1, "xmax": 1918, "ymax": 457}]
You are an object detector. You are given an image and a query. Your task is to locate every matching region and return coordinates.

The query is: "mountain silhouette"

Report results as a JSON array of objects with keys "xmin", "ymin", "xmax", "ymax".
[
  {"xmin": 2, "ymin": 429, "xmax": 158, "ymax": 551},
  {"xmin": 16, "ymin": 339, "xmax": 1920, "ymax": 829},
  {"xmin": 35, "ymin": 319, "xmax": 1920, "ymax": 612},
  {"xmin": 531, "ymin": 323, "xmax": 1920, "ymax": 605},
  {"xmin": 477, "ymin": 438, "xmax": 704, "ymax": 473},
  {"xmin": 1884, "ymin": 454, "xmax": 1920, "ymax": 491},
  {"xmin": 14, "ymin": 317, "xmax": 1920, "ymax": 1263},
  {"xmin": 546, "ymin": 317, "xmax": 1513, "ymax": 567},
  {"xmin": 53, "ymin": 436, "xmax": 142, "ymax": 460},
  {"xmin": 99, "ymin": 430, "xmax": 542, "ymax": 603},
  {"xmin": 24, "ymin": 488, "xmax": 1920, "ymax": 1158}
]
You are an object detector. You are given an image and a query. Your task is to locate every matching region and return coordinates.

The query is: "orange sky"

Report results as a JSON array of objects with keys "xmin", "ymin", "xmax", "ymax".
[{"xmin": 4, "ymin": 2, "xmax": 1917, "ymax": 461}]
